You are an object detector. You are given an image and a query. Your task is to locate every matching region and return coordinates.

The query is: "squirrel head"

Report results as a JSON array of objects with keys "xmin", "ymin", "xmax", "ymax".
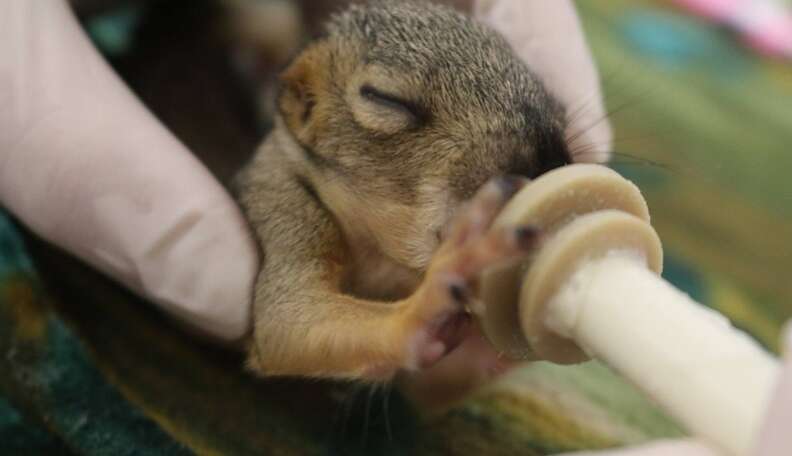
[{"xmin": 276, "ymin": 1, "xmax": 572, "ymax": 271}]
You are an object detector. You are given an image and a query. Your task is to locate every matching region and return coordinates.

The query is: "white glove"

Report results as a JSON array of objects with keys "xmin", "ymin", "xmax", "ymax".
[
  {"xmin": 403, "ymin": 0, "xmax": 615, "ymax": 403},
  {"xmin": 0, "ymin": 0, "xmax": 608, "ymax": 344},
  {"xmin": 474, "ymin": 0, "xmax": 613, "ymax": 164},
  {"xmin": 481, "ymin": 4, "xmax": 792, "ymax": 456},
  {"xmin": 0, "ymin": 0, "xmax": 257, "ymax": 341}
]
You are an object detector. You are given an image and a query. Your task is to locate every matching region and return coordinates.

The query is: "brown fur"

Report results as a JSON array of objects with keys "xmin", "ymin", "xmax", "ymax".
[{"xmin": 234, "ymin": 1, "xmax": 571, "ymax": 382}]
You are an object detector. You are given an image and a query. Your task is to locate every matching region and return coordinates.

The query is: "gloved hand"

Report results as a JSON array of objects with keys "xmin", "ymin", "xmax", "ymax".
[
  {"xmin": 474, "ymin": 0, "xmax": 613, "ymax": 164},
  {"xmin": 399, "ymin": 0, "xmax": 614, "ymax": 407},
  {"xmin": 0, "ymin": 0, "xmax": 258, "ymax": 342},
  {"xmin": 555, "ymin": 325, "xmax": 792, "ymax": 456},
  {"xmin": 0, "ymin": 0, "xmax": 610, "ymax": 346},
  {"xmin": 481, "ymin": 4, "xmax": 791, "ymax": 455}
]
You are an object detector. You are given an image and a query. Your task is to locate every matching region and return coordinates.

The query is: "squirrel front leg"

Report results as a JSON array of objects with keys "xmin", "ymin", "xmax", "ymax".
[{"xmin": 240, "ymin": 163, "xmax": 536, "ymax": 381}]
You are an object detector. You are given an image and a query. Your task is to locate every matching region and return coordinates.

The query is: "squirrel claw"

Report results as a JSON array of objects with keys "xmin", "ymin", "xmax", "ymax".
[{"xmin": 403, "ymin": 176, "xmax": 538, "ymax": 370}]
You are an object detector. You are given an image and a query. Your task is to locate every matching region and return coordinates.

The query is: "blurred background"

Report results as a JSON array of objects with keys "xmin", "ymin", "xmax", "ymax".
[{"xmin": 1, "ymin": 0, "xmax": 791, "ymax": 454}]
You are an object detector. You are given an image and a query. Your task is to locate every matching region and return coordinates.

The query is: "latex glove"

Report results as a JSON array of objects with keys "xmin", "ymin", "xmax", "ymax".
[
  {"xmin": 474, "ymin": 0, "xmax": 613, "ymax": 164},
  {"xmin": 478, "ymin": 3, "xmax": 789, "ymax": 454},
  {"xmin": 556, "ymin": 325, "xmax": 792, "ymax": 456},
  {"xmin": 402, "ymin": 0, "xmax": 614, "ymax": 408},
  {"xmin": 0, "ymin": 0, "xmax": 258, "ymax": 341},
  {"xmin": 0, "ymin": 0, "xmax": 606, "ymax": 346}
]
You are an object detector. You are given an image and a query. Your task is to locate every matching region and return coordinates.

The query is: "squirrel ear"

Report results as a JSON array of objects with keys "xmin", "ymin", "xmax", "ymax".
[{"xmin": 277, "ymin": 44, "xmax": 326, "ymax": 144}]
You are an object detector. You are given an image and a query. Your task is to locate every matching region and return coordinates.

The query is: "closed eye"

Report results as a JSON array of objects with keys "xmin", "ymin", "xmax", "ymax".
[{"xmin": 359, "ymin": 85, "xmax": 427, "ymax": 123}]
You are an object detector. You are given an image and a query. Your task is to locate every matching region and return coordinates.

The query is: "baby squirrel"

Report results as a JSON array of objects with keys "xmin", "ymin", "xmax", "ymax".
[{"xmin": 234, "ymin": 0, "xmax": 572, "ymax": 383}]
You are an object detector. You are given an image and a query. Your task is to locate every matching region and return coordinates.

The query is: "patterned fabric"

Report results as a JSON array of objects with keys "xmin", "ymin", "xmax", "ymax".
[{"xmin": 1, "ymin": 1, "xmax": 791, "ymax": 454}]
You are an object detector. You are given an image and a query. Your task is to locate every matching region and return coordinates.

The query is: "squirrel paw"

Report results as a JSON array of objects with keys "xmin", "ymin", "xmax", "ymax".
[{"xmin": 402, "ymin": 176, "xmax": 539, "ymax": 370}]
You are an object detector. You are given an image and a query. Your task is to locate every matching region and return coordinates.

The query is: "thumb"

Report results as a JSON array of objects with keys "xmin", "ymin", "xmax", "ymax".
[
  {"xmin": 0, "ymin": 0, "xmax": 258, "ymax": 341},
  {"xmin": 754, "ymin": 323, "xmax": 792, "ymax": 456}
]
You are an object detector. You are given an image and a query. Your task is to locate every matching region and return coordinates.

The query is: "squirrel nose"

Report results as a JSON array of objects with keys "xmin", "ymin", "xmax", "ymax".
[
  {"xmin": 533, "ymin": 134, "xmax": 573, "ymax": 177},
  {"xmin": 534, "ymin": 152, "xmax": 571, "ymax": 177},
  {"xmin": 507, "ymin": 148, "xmax": 569, "ymax": 179}
]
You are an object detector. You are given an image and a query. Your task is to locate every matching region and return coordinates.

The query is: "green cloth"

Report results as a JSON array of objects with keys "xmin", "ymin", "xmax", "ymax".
[{"xmin": 2, "ymin": 1, "xmax": 791, "ymax": 454}]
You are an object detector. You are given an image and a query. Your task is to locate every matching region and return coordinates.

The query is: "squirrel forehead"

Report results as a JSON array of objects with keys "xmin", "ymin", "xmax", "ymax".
[{"xmin": 326, "ymin": 2, "xmax": 546, "ymax": 106}]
